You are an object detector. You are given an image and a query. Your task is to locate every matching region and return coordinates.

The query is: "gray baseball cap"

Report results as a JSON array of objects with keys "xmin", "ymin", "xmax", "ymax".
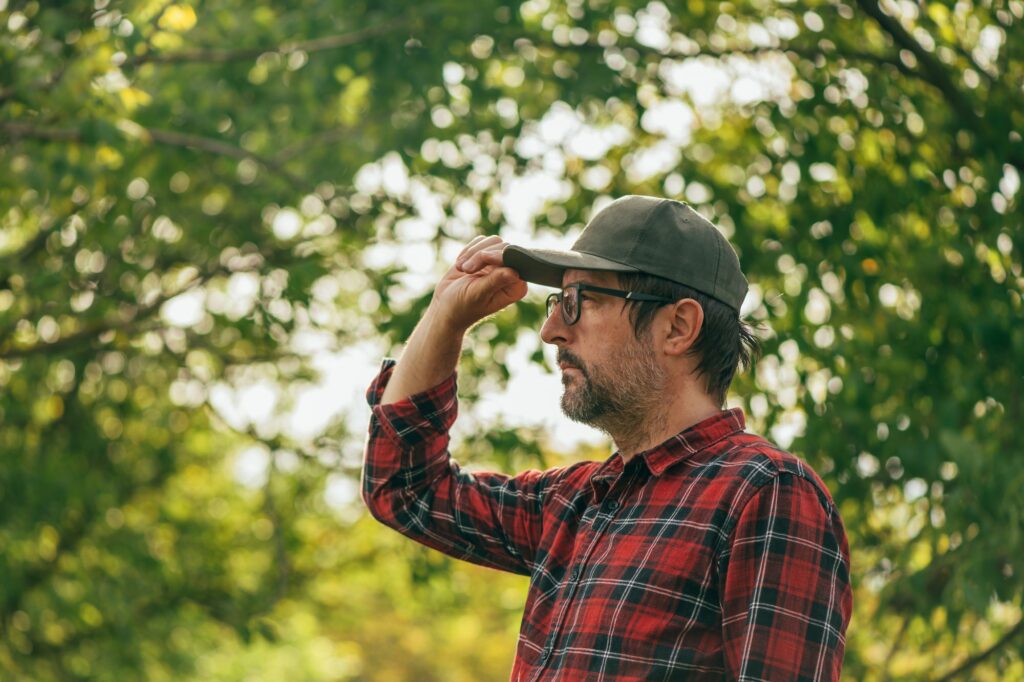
[{"xmin": 503, "ymin": 195, "xmax": 748, "ymax": 311}]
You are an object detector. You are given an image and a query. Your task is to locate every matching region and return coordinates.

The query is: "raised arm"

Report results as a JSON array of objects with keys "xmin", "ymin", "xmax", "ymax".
[
  {"xmin": 380, "ymin": 235, "xmax": 525, "ymax": 405},
  {"xmin": 364, "ymin": 236, "xmax": 569, "ymax": 576}
]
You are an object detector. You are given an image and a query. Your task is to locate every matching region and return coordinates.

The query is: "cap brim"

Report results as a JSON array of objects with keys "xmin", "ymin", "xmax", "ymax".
[{"xmin": 503, "ymin": 245, "xmax": 640, "ymax": 288}]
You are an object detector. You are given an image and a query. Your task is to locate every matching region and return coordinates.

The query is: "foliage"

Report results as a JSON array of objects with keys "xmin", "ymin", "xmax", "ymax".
[{"xmin": 1, "ymin": 0, "xmax": 1022, "ymax": 679}]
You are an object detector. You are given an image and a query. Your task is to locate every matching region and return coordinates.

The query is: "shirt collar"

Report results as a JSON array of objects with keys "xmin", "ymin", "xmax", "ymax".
[
  {"xmin": 587, "ymin": 408, "xmax": 747, "ymax": 496},
  {"xmin": 640, "ymin": 407, "xmax": 746, "ymax": 476}
]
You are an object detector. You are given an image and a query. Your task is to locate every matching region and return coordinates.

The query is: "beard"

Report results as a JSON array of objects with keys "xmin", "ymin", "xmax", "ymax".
[{"xmin": 557, "ymin": 333, "xmax": 668, "ymax": 436}]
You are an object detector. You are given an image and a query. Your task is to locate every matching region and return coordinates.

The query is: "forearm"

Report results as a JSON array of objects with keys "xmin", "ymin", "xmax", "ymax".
[
  {"xmin": 380, "ymin": 304, "xmax": 466, "ymax": 406},
  {"xmin": 379, "ymin": 235, "xmax": 524, "ymax": 405},
  {"xmin": 363, "ymin": 358, "xmax": 548, "ymax": 576},
  {"xmin": 364, "ymin": 236, "xmax": 540, "ymax": 573}
]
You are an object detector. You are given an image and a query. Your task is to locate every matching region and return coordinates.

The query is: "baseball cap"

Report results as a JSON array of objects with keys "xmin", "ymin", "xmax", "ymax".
[{"xmin": 502, "ymin": 195, "xmax": 749, "ymax": 311}]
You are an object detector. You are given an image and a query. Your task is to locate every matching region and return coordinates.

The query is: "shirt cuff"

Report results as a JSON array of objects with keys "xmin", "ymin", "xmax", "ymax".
[{"xmin": 366, "ymin": 358, "xmax": 460, "ymax": 446}]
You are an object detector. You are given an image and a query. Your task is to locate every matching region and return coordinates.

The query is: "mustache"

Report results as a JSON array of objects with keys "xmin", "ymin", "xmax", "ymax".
[{"xmin": 557, "ymin": 350, "xmax": 587, "ymax": 374}]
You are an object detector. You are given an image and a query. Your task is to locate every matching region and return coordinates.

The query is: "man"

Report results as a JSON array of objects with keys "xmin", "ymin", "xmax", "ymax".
[{"xmin": 362, "ymin": 195, "xmax": 852, "ymax": 680}]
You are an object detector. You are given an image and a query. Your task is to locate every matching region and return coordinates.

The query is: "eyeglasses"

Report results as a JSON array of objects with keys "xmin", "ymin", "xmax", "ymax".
[{"xmin": 545, "ymin": 282, "xmax": 676, "ymax": 326}]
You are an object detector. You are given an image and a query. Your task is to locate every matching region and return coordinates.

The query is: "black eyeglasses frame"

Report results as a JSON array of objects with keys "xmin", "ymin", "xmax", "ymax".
[{"xmin": 545, "ymin": 282, "xmax": 676, "ymax": 326}]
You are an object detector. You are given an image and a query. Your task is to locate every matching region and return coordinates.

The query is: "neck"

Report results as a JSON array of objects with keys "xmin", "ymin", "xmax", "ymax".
[{"xmin": 607, "ymin": 389, "xmax": 722, "ymax": 462}]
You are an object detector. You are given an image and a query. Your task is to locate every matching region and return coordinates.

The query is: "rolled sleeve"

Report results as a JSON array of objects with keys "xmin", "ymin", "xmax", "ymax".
[
  {"xmin": 361, "ymin": 358, "xmax": 559, "ymax": 576},
  {"xmin": 367, "ymin": 358, "xmax": 458, "ymax": 439}
]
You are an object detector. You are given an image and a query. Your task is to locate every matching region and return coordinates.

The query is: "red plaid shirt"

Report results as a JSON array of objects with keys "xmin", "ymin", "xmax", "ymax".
[{"xmin": 363, "ymin": 360, "xmax": 852, "ymax": 681}]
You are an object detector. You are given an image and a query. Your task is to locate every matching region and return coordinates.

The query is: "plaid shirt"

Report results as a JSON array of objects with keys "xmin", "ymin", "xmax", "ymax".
[{"xmin": 363, "ymin": 360, "xmax": 852, "ymax": 681}]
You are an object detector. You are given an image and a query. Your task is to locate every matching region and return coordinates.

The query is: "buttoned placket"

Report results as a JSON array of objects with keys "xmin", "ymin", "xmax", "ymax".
[{"xmin": 529, "ymin": 457, "xmax": 644, "ymax": 681}]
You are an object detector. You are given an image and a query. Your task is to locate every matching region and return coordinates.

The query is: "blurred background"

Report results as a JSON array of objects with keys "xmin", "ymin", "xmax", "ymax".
[{"xmin": 1, "ymin": 0, "xmax": 1022, "ymax": 679}]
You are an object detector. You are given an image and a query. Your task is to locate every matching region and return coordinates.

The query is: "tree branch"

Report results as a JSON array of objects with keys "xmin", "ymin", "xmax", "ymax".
[
  {"xmin": 879, "ymin": 614, "xmax": 910, "ymax": 682},
  {"xmin": 0, "ymin": 4, "xmax": 92, "ymax": 108},
  {"xmin": 272, "ymin": 125, "xmax": 360, "ymax": 165},
  {"xmin": 261, "ymin": 457, "xmax": 292, "ymax": 613},
  {"xmin": 126, "ymin": 16, "xmax": 410, "ymax": 67},
  {"xmin": 0, "ymin": 265, "xmax": 214, "ymax": 360},
  {"xmin": 143, "ymin": 127, "xmax": 303, "ymax": 186},
  {"xmin": 548, "ymin": 28, "xmax": 1024, "ymax": 173},
  {"xmin": 0, "ymin": 209, "xmax": 69, "ymax": 270},
  {"xmin": 932, "ymin": 616, "xmax": 1024, "ymax": 681},
  {"xmin": 541, "ymin": 38, "xmax": 922, "ymax": 90},
  {"xmin": 852, "ymin": 0, "xmax": 1024, "ymax": 175},
  {"xmin": 0, "ymin": 63, "xmax": 68, "ymax": 107},
  {"xmin": 852, "ymin": 0, "xmax": 979, "ymax": 124},
  {"xmin": 0, "ymin": 121, "xmax": 304, "ymax": 188}
]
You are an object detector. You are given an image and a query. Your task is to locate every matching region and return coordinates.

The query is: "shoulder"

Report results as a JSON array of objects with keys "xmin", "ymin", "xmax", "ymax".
[
  {"xmin": 707, "ymin": 432, "xmax": 837, "ymax": 512},
  {"xmin": 711, "ymin": 435, "xmax": 849, "ymax": 563}
]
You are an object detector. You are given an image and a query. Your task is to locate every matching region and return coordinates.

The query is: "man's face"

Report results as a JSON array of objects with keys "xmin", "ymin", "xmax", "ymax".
[{"xmin": 540, "ymin": 270, "xmax": 667, "ymax": 429}]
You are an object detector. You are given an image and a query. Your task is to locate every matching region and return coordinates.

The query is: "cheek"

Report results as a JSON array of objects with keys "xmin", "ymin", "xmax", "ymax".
[
  {"xmin": 587, "ymin": 315, "xmax": 633, "ymax": 353},
  {"xmin": 575, "ymin": 338, "xmax": 616, "ymax": 376}
]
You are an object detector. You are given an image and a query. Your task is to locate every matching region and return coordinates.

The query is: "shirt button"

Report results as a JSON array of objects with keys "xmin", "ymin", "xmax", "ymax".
[
  {"xmin": 539, "ymin": 646, "xmax": 551, "ymax": 662},
  {"xmin": 604, "ymin": 499, "xmax": 620, "ymax": 512},
  {"xmin": 569, "ymin": 566, "xmax": 580, "ymax": 581}
]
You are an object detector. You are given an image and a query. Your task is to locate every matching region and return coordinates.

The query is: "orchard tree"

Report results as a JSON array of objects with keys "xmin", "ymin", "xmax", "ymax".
[{"xmin": 0, "ymin": 0, "xmax": 1021, "ymax": 679}]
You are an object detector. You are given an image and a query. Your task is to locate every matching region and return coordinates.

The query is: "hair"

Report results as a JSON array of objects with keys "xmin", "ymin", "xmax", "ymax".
[{"xmin": 616, "ymin": 272, "xmax": 762, "ymax": 406}]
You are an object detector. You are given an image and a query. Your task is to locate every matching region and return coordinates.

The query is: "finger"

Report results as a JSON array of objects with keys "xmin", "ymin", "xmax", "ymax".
[
  {"xmin": 498, "ymin": 267, "xmax": 528, "ymax": 292},
  {"xmin": 491, "ymin": 272, "xmax": 529, "ymax": 307},
  {"xmin": 457, "ymin": 235, "xmax": 502, "ymax": 263},
  {"xmin": 473, "ymin": 267, "xmax": 528, "ymax": 310},
  {"xmin": 453, "ymin": 235, "xmax": 490, "ymax": 263},
  {"xmin": 459, "ymin": 234, "xmax": 491, "ymax": 253},
  {"xmin": 459, "ymin": 244, "xmax": 506, "ymax": 272},
  {"xmin": 455, "ymin": 236, "xmax": 503, "ymax": 270}
]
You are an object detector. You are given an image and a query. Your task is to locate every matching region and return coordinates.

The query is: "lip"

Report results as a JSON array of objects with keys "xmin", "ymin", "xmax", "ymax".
[{"xmin": 559, "ymin": 364, "xmax": 580, "ymax": 372}]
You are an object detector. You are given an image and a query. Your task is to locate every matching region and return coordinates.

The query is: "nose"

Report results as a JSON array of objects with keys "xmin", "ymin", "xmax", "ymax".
[{"xmin": 540, "ymin": 304, "xmax": 569, "ymax": 346}]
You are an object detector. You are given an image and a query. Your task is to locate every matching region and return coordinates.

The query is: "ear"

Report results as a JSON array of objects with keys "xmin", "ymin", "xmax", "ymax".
[{"xmin": 660, "ymin": 298, "xmax": 703, "ymax": 357}]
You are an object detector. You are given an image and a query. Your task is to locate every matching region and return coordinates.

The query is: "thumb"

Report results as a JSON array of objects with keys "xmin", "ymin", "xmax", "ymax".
[
  {"xmin": 494, "ymin": 267, "xmax": 520, "ymax": 283},
  {"xmin": 474, "ymin": 267, "xmax": 526, "ymax": 304},
  {"xmin": 497, "ymin": 268, "xmax": 529, "ymax": 301},
  {"xmin": 494, "ymin": 266, "xmax": 527, "ymax": 289}
]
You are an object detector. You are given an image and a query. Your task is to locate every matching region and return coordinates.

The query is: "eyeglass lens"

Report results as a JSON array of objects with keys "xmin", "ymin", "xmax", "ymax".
[
  {"xmin": 545, "ymin": 286, "xmax": 580, "ymax": 325},
  {"xmin": 562, "ymin": 286, "xmax": 578, "ymax": 324}
]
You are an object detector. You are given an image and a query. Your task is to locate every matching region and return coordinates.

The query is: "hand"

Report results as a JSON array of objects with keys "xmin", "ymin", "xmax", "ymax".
[{"xmin": 428, "ymin": 236, "xmax": 527, "ymax": 332}]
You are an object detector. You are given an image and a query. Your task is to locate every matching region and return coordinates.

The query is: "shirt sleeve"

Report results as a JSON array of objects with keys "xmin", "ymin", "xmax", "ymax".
[
  {"xmin": 361, "ymin": 358, "xmax": 567, "ymax": 577},
  {"xmin": 718, "ymin": 473, "xmax": 853, "ymax": 681}
]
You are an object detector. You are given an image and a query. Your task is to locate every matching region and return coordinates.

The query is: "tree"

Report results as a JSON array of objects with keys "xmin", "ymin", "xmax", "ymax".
[{"xmin": 1, "ymin": 0, "xmax": 1021, "ymax": 679}]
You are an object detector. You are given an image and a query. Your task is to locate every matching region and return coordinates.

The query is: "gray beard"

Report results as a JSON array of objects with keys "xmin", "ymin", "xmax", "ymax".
[{"xmin": 559, "ymin": 338, "xmax": 668, "ymax": 449}]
